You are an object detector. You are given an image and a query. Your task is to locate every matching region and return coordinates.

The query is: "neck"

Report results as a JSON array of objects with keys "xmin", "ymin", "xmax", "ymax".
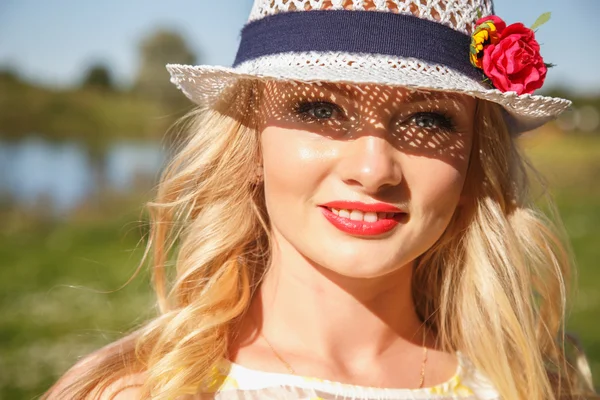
[{"xmin": 252, "ymin": 234, "xmax": 425, "ymax": 367}]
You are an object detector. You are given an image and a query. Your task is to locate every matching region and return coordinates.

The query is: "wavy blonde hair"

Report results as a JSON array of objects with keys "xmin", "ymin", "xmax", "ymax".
[{"xmin": 45, "ymin": 80, "xmax": 595, "ymax": 400}]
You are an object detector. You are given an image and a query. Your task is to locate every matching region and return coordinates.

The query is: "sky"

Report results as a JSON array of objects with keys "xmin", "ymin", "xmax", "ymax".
[{"xmin": 0, "ymin": 0, "xmax": 598, "ymax": 95}]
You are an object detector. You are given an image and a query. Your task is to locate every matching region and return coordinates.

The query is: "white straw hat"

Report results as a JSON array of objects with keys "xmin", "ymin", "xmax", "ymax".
[{"xmin": 166, "ymin": 0, "xmax": 571, "ymax": 134}]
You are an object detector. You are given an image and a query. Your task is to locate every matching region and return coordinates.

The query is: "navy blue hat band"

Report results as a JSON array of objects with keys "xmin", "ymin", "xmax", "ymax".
[{"xmin": 233, "ymin": 10, "xmax": 483, "ymax": 81}]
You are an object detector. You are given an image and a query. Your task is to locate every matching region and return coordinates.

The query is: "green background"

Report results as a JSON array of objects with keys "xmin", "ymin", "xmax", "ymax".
[{"xmin": 1, "ymin": 130, "xmax": 598, "ymax": 399}]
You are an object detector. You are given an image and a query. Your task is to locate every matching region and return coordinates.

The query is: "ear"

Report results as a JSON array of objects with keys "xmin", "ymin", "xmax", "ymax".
[
  {"xmin": 253, "ymin": 164, "xmax": 264, "ymax": 184},
  {"xmin": 457, "ymin": 174, "xmax": 476, "ymax": 208}
]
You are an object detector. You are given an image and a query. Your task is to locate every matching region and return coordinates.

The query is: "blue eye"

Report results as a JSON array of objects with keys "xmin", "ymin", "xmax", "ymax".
[
  {"xmin": 294, "ymin": 101, "xmax": 343, "ymax": 121},
  {"xmin": 409, "ymin": 112, "xmax": 456, "ymax": 131}
]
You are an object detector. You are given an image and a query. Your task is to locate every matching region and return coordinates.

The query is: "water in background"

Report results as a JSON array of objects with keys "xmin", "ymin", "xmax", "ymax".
[{"xmin": 0, "ymin": 136, "xmax": 164, "ymax": 214}]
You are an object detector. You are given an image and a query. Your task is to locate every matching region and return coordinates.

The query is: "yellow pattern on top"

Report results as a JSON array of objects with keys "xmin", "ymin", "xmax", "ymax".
[{"xmin": 197, "ymin": 355, "xmax": 500, "ymax": 399}]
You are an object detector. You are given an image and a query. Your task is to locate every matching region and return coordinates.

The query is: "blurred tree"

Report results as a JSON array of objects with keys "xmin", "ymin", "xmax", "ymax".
[
  {"xmin": 81, "ymin": 64, "xmax": 115, "ymax": 92},
  {"xmin": 0, "ymin": 68, "xmax": 20, "ymax": 84},
  {"xmin": 134, "ymin": 29, "xmax": 197, "ymax": 114}
]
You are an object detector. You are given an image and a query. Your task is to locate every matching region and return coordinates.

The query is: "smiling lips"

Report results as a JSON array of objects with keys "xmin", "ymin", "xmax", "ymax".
[{"xmin": 319, "ymin": 201, "xmax": 406, "ymax": 236}]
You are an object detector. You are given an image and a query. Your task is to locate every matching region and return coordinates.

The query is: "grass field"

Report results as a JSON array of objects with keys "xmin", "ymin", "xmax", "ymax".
[
  {"xmin": 1, "ymin": 131, "xmax": 599, "ymax": 399},
  {"xmin": 522, "ymin": 132, "xmax": 600, "ymax": 386}
]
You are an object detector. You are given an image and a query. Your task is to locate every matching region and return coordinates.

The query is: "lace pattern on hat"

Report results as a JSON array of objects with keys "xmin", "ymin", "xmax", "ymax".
[{"xmin": 248, "ymin": 0, "xmax": 494, "ymax": 35}]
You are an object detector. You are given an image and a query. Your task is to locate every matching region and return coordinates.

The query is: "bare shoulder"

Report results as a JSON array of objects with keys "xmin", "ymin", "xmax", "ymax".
[
  {"xmin": 92, "ymin": 373, "xmax": 146, "ymax": 400},
  {"xmin": 45, "ymin": 367, "xmax": 146, "ymax": 400},
  {"xmin": 44, "ymin": 334, "xmax": 145, "ymax": 399}
]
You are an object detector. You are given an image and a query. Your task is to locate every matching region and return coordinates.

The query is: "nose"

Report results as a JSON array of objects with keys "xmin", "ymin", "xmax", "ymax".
[{"xmin": 339, "ymin": 135, "xmax": 403, "ymax": 193}]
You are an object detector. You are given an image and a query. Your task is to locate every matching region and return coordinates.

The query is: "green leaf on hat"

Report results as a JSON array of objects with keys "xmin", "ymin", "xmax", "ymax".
[
  {"xmin": 477, "ymin": 8, "xmax": 482, "ymax": 19},
  {"xmin": 531, "ymin": 12, "xmax": 551, "ymax": 30}
]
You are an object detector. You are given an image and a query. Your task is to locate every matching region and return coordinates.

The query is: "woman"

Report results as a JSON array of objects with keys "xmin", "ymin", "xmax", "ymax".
[{"xmin": 45, "ymin": 0, "xmax": 595, "ymax": 399}]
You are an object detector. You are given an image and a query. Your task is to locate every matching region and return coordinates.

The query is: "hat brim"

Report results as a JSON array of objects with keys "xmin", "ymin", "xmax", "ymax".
[{"xmin": 167, "ymin": 53, "xmax": 571, "ymax": 134}]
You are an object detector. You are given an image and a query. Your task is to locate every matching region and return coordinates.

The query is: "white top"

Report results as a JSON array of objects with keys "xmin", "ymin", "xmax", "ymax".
[{"xmin": 200, "ymin": 353, "xmax": 501, "ymax": 399}]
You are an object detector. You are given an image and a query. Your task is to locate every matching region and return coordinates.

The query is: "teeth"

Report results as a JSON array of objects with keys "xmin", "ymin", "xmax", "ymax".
[
  {"xmin": 349, "ymin": 210, "xmax": 364, "ymax": 221},
  {"xmin": 364, "ymin": 212, "xmax": 378, "ymax": 222},
  {"xmin": 329, "ymin": 208, "xmax": 397, "ymax": 221}
]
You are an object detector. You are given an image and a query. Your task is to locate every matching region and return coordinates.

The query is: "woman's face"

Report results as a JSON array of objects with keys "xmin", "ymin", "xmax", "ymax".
[{"xmin": 258, "ymin": 81, "xmax": 476, "ymax": 278}]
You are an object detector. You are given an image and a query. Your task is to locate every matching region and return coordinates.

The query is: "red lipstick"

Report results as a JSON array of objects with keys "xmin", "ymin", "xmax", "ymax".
[
  {"xmin": 319, "ymin": 201, "xmax": 406, "ymax": 236},
  {"xmin": 321, "ymin": 201, "xmax": 404, "ymax": 213}
]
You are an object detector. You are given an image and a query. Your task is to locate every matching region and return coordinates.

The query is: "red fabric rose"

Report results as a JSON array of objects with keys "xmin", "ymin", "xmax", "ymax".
[
  {"xmin": 476, "ymin": 15, "xmax": 507, "ymax": 34},
  {"xmin": 482, "ymin": 23, "xmax": 547, "ymax": 95}
]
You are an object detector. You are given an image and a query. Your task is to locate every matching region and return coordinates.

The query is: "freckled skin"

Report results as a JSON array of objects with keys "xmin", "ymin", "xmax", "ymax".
[{"xmin": 258, "ymin": 81, "xmax": 476, "ymax": 278}]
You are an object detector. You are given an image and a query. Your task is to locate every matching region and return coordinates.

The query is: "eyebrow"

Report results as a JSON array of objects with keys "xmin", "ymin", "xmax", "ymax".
[
  {"xmin": 318, "ymin": 82, "xmax": 468, "ymax": 105},
  {"xmin": 319, "ymin": 82, "xmax": 358, "ymax": 99}
]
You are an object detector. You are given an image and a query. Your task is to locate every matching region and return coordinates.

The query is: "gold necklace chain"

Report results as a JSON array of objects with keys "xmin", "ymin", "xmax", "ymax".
[
  {"xmin": 259, "ymin": 328, "xmax": 429, "ymax": 389},
  {"xmin": 260, "ymin": 331, "xmax": 296, "ymax": 375}
]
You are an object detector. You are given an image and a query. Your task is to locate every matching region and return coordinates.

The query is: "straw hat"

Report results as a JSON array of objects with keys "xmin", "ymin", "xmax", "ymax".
[{"xmin": 167, "ymin": 0, "xmax": 571, "ymax": 133}]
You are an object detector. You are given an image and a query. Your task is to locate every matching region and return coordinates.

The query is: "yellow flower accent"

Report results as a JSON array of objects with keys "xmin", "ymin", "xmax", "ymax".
[
  {"xmin": 470, "ymin": 20, "xmax": 500, "ymax": 69},
  {"xmin": 428, "ymin": 374, "xmax": 474, "ymax": 396},
  {"xmin": 302, "ymin": 376, "xmax": 326, "ymax": 383},
  {"xmin": 202, "ymin": 366, "xmax": 240, "ymax": 393}
]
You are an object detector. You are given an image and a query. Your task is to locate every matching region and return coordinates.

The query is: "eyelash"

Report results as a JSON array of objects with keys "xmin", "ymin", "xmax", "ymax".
[
  {"xmin": 406, "ymin": 111, "xmax": 457, "ymax": 132},
  {"xmin": 293, "ymin": 100, "xmax": 345, "ymax": 122},
  {"xmin": 292, "ymin": 100, "xmax": 457, "ymax": 132}
]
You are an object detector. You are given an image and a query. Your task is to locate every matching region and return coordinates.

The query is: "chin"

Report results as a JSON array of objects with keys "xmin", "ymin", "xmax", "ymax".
[
  {"xmin": 329, "ymin": 265, "xmax": 406, "ymax": 279},
  {"xmin": 312, "ymin": 244, "xmax": 414, "ymax": 279}
]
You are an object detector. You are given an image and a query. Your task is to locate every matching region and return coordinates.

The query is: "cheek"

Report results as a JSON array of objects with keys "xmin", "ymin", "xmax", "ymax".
[
  {"xmin": 403, "ymin": 156, "xmax": 468, "ymax": 221},
  {"xmin": 260, "ymin": 127, "xmax": 333, "ymax": 210}
]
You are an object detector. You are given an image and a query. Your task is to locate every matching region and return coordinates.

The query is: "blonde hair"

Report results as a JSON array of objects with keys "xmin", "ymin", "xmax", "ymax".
[{"xmin": 45, "ymin": 81, "xmax": 594, "ymax": 399}]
